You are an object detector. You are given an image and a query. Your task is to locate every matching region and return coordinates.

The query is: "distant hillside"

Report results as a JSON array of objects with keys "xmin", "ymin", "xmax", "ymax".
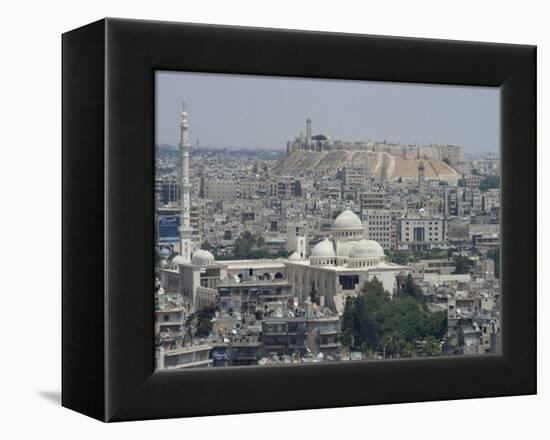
[
  {"xmin": 157, "ymin": 144, "xmax": 179, "ymax": 152},
  {"xmin": 272, "ymin": 150, "xmax": 460, "ymax": 183}
]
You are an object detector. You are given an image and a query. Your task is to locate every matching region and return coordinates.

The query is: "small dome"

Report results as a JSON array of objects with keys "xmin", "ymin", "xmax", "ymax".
[
  {"xmin": 333, "ymin": 210, "xmax": 363, "ymax": 230},
  {"xmin": 311, "ymin": 239, "xmax": 336, "ymax": 257},
  {"xmin": 191, "ymin": 249, "xmax": 215, "ymax": 266},
  {"xmin": 288, "ymin": 251, "xmax": 302, "ymax": 261},
  {"xmin": 349, "ymin": 239, "xmax": 385, "ymax": 259},
  {"xmin": 171, "ymin": 255, "xmax": 187, "ymax": 265}
]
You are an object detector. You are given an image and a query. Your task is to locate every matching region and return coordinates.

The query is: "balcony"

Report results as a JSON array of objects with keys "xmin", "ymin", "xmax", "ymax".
[
  {"xmin": 318, "ymin": 329, "xmax": 338, "ymax": 336},
  {"xmin": 158, "ymin": 320, "xmax": 184, "ymax": 327},
  {"xmin": 286, "ymin": 330, "xmax": 307, "ymax": 336},
  {"xmin": 263, "ymin": 331, "xmax": 287, "ymax": 336}
]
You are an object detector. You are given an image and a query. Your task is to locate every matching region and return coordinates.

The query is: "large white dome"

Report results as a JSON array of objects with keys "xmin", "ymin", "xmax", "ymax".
[
  {"xmin": 337, "ymin": 240, "xmax": 357, "ymax": 257},
  {"xmin": 333, "ymin": 210, "xmax": 363, "ymax": 230},
  {"xmin": 310, "ymin": 239, "xmax": 336, "ymax": 257},
  {"xmin": 191, "ymin": 249, "xmax": 215, "ymax": 266},
  {"xmin": 349, "ymin": 239, "xmax": 385, "ymax": 259}
]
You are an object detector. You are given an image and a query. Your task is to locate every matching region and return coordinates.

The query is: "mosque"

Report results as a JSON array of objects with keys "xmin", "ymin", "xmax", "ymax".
[
  {"xmin": 283, "ymin": 209, "xmax": 409, "ymax": 313},
  {"xmin": 161, "ymin": 209, "xmax": 409, "ymax": 315}
]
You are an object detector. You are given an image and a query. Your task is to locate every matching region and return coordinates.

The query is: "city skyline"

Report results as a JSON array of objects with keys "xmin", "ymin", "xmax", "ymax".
[
  {"xmin": 155, "ymin": 72, "xmax": 501, "ymax": 370},
  {"xmin": 156, "ymin": 71, "xmax": 500, "ymax": 153}
]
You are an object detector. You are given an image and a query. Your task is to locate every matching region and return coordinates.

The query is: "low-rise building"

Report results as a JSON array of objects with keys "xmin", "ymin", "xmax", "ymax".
[
  {"xmin": 217, "ymin": 279, "xmax": 293, "ymax": 316},
  {"xmin": 262, "ymin": 312, "xmax": 341, "ymax": 358},
  {"xmin": 157, "ymin": 344, "xmax": 213, "ymax": 369}
]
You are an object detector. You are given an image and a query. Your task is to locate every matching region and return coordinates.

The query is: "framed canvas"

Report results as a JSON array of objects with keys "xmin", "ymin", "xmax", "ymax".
[{"xmin": 62, "ymin": 18, "xmax": 536, "ymax": 422}]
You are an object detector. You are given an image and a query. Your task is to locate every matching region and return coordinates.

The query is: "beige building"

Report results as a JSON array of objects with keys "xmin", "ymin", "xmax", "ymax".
[
  {"xmin": 157, "ymin": 344, "xmax": 213, "ymax": 369},
  {"xmin": 201, "ymin": 177, "xmax": 240, "ymax": 201},
  {"xmin": 399, "ymin": 213, "xmax": 447, "ymax": 251},
  {"xmin": 161, "ymin": 252, "xmax": 287, "ymax": 312},
  {"xmin": 360, "ymin": 191, "xmax": 387, "ymax": 210},
  {"xmin": 362, "ymin": 209, "xmax": 393, "ymax": 251}
]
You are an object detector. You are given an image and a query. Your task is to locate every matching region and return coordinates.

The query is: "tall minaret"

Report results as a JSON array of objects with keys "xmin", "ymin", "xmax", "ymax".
[
  {"xmin": 306, "ymin": 117, "xmax": 312, "ymax": 141},
  {"xmin": 179, "ymin": 103, "xmax": 192, "ymax": 261}
]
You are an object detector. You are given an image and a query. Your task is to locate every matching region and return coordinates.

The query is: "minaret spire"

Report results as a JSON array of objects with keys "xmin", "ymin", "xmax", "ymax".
[{"xmin": 179, "ymin": 102, "xmax": 192, "ymax": 261}]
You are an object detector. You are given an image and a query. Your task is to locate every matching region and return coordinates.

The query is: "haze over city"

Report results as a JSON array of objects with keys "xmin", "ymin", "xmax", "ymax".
[{"xmin": 156, "ymin": 71, "xmax": 499, "ymax": 153}]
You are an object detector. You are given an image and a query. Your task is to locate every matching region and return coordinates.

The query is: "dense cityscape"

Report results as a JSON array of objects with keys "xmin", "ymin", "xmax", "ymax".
[{"xmin": 154, "ymin": 107, "xmax": 500, "ymax": 369}]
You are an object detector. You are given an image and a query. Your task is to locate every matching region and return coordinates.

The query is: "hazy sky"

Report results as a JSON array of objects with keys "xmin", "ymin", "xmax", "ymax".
[{"xmin": 156, "ymin": 71, "xmax": 499, "ymax": 153}]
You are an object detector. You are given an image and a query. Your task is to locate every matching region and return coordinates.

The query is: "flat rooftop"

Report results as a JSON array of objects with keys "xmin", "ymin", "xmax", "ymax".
[{"xmin": 223, "ymin": 259, "xmax": 287, "ymax": 270}]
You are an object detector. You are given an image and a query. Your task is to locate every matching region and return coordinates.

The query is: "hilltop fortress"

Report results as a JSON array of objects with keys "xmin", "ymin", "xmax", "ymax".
[{"xmin": 278, "ymin": 118, "xmax": 463, "ymax": 183}]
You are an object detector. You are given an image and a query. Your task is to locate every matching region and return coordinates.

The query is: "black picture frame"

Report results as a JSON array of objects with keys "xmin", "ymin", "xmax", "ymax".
[{"xmin": 62, "ymin": 18, "xmax": 536, "ymax": 422}]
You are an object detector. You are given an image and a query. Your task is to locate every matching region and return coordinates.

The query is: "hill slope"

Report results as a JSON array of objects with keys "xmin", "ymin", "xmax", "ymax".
[{"xmin": 272, "ymin": 150, "xmax": 459, "ymax": 183}]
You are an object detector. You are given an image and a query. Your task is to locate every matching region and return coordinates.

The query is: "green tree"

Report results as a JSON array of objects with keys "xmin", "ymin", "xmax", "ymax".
[
  {"xmin": 341, "ymin": 296, "xmax": 355, "ymax": 347},
  {"xmin": 421, "ymin": 336, "xmax": 442, "ymax": 357},
  {"xmin": 389, "ymin": 250, "xmax": 414, "ymax": 265},
  {"xmin": 352, "ymin": 278, "xmax": 389, "ymax": 351},
  {"xmin": 275, "ymin": 249, "xmax": 292, "ymax": 258},
  {"xmin": 232, "ymin": 231, "xmax": 272, "ymax": 259},
  {"xmin": 380, "ymin": 332, "xmax": 404, "ymax": 358},
  {"xmin": 362, "ymin": 277, "xmax": 387, "ymax": 298},
  {"xmin": 379, "ymin": 297, "xmax": 426, "ymax": 342},
  {"xmin": 424, "ymin": 311, "xmax": 447, "ymax": 340},
  {"xmin": 340, "ymin": 277, "xmax": 447, "ymax": 358},
  {"xmin": 195, "ymin": 305, "xmax": 217, "ymax": 338},
  {"xmin": 427, "ymin": 248, "xmax": 447, "ymax": 260},
  {"xmin": 352, "ymin": 294, "xmax": 380, "ymax": 351},
  {"xmin": 233, "ymin": 230, "xmax": 255, "ymax": 258},
  {"xmin": 399, "ymin": 274, "xmax": 424, "ymax": 301},
  {"xmin": 256, "ymin": 235, "xmax": 266, "ymax": 247},
  {"xmin": 195, "ymin": 319, "xmax": 213, "ymax": 337},
  {"xmin": 453, "ymin": 255, "xmax": 472, "ymax": 274}
]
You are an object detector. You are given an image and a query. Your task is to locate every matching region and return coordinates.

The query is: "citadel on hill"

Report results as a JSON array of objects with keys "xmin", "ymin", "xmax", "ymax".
[
  {"xmin": 287, "ymin": 117, "xmax": 464, "ymax": 167},
  {"xmin": 278, "ymin": 118, "xmax": 463, "ymax": 183}
]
